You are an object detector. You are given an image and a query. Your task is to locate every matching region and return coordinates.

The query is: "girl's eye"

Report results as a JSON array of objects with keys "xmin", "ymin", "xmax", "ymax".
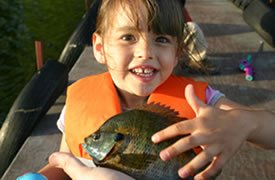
[
  {"xmin": 121, "ymin": 34, "xmax": 136, "ymax": 41},
  {"xmin": 156, "ymin": 36, "xmax": 170, "ymax": 43}
]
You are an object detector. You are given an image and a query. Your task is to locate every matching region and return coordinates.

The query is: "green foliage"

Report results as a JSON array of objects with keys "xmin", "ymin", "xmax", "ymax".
[
  {"xmin": 0, "ymin": 0, "xmax": 29, "ymax": 64},
  {"xmin": 0, "ymin": 0, "xmax": 85, "ymax": 127},
  {"xmin": 0, "ymin": 0, "xmax": 30, "ymax": 127},
  {"xmin": 22, "ymin": 0, "xmax": 85, "ymax": 63}
]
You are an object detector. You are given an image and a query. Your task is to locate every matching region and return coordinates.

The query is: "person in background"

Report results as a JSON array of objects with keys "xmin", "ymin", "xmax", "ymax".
[{"xmin": 180, "ymin": 1, "xmax": 219, "ymax": 75}]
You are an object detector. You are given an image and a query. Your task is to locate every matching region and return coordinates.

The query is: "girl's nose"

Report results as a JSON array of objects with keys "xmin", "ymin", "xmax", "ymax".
[{"xmin": 134, "ymin": 38, "xmax": 154, "ymax": 60}]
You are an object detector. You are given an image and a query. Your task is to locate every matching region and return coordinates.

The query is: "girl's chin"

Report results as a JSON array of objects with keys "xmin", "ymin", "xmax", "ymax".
[
  {"xmin": 134, "ymin": 92, "xmax": 151, "ymax": 97},
  {"xmin": 133, "ymin": 87, "xmax": 156, "ymax": 97}
]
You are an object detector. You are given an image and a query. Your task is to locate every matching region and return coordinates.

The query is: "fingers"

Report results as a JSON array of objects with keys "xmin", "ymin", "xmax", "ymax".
[
  {"xmin": 178, "ymin": 145, "xmax": 224, "ymax": 179},
  {"xmin": 49, "ymin": 152, "xmax": 135, "ymax": 180},
  {"xmin": 195, "ymin": 155, "xmax": 225, "ymax": 179},
  {"xmin": 152, "ymin": 84, "xmax": 208, "ymax": 144},
  {"xmin": 151, "ymin": 84, "xmax": 231, "ymax": 179},
  {"xmin": 152, "ymin": 120, "xmax": 195, "ymax": 144},
  {"xmin": 159, "ymin": 132, "xmax": 208, "ymax": 161},
  {"xmin": 49, "ymin": 152, "xmax": 90, "ymax": 179},
  {"xmin": 185, "ymin": 84, "xmax": 206, "ymax": 116}
]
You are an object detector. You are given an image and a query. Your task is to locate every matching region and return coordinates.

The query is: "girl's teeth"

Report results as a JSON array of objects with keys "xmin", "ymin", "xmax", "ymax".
[
  {"xmin": 144, "ymin": 69, "xmax": 152, "ymax": 73},
  {"xmin": 135, "ymin": 68, "xmax": 143, "ymax": 73},
  {"xmin": 132, "ymin": 68, "xmax": 153, "ymax": 74}
]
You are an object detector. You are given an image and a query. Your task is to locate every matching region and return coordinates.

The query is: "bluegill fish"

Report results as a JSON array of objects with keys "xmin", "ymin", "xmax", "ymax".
[{"xmin": 82, "ymin": 104, "xmax": 198, "ymax": 180}]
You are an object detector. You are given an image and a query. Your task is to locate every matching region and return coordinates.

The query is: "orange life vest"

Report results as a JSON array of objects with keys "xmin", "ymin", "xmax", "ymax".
[{"xmin": 65, "ymin": 72, "xmax": 208, "ymax": 159}]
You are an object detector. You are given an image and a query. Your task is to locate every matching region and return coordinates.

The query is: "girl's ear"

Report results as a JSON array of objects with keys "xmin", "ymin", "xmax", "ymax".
[{"xmin": 92, "ymin": 33, "xmax": 106, "ymax": 64}]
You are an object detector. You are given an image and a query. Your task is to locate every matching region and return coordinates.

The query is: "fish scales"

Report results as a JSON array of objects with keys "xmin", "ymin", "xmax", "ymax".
[{"xmin": 83, "ymin": 105, "xmax": 197, "ymax": 180}]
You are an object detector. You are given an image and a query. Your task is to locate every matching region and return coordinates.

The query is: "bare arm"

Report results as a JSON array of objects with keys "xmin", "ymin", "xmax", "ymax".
[{"xmin": 215, "ymin": 96, "xmax": 275, "ymax": 149}]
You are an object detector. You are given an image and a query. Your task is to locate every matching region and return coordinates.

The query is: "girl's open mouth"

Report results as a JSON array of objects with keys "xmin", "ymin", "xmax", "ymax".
[
  {"xmin": 130, "ymin": 66, "xmax": 158, "ymax": 82},
  {"xmin": 130, "ymin": 66, "xmax": 157, "ymax": 77}
]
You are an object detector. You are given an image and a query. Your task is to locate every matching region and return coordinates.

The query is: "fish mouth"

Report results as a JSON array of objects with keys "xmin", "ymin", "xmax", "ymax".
[
  {"xmin": 82, "ymin": 133, "xmax": 126, "ymax": 162},
  {"xmin": 130, "ymin": 66, "xmax": 158, "ymax": 78}
]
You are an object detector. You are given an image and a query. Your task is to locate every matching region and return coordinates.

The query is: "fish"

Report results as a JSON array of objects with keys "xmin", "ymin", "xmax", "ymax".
[{"xmin": 82, "ymin": 103, "xmax": 200, "ymax": 180}]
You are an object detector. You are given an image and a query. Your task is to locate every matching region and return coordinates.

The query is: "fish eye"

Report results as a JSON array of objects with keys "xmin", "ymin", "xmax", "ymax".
[
  {"xmin": 114, "ymin": 133, "xmax": 124, "ymax": 141},
  {"xmin": 92, "ymin": 133, "xmax": 101, "ymax": 141}
]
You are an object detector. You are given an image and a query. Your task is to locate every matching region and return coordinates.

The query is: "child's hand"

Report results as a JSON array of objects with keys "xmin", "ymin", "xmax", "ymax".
[
  {"xmin": 49, "ymin": 152, "xmax": 134, "ymax": 180},
  {"xmin": 152, "ymin": 84, "xmax": 254, "ymax": 179},
  {"xmin": 49, "ymin": 152, "xmax": 91, "ymax": 180}
]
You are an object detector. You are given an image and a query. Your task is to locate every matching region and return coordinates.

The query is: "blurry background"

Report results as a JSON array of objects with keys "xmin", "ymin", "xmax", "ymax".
[{"xmin": 0, "ymin": 0, "xmax": 85, "ymax": 127}]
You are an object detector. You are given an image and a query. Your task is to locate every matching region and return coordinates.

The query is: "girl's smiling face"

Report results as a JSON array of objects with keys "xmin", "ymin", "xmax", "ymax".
[{"xmin": 93, "ymin": 2, "xmax": 180, "ymax": 103}]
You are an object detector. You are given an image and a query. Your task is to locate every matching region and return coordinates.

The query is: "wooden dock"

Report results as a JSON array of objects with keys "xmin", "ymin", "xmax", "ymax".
[{"xmin": 2, "ymin": 0, "xmax": 275, "ymax": 179}]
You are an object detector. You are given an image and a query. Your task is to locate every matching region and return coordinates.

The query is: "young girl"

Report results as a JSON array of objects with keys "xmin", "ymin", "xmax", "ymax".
[{"xmin": 22, "ymin": 0, "xmax": 275, "ymax": 179}]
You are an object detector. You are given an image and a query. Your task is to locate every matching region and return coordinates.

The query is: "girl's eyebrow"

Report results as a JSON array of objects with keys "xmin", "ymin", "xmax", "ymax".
[{"xmin": 116, "ymin": 26, "xmax": 140, "ymax": 33}]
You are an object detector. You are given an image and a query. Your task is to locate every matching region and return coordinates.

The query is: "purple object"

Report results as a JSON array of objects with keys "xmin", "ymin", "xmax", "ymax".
[
  {"xmin": 244, "ymin": 67, "xmax": 254, "ymax": 81},
  {"xmin": 239, "ymin": 54, "xmax": 255, "ymax": 81}
]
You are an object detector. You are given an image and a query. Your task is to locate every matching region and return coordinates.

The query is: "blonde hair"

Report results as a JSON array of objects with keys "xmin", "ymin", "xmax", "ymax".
[{"xmin": 95, "ymin": 0, "xmax": 185, "ymax": 54}]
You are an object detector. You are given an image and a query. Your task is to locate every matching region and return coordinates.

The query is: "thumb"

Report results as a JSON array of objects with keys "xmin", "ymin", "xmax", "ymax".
[
  {"xmin": 185, "ymin": 84, "xmax": 206, "ymax": 116},
  {"xmin": 49, "ymin": 152, "xmax": 89, "ymax": 179}
]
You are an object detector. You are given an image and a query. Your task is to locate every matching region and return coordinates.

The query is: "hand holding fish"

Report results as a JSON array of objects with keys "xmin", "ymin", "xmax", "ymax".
[
  {"xmin": 152, "ymin": 84, "xmax": 257, "ymax": 179},
  {"xmin": 49, "ymin": 152, "xmax": 134, "ymax": 180}
]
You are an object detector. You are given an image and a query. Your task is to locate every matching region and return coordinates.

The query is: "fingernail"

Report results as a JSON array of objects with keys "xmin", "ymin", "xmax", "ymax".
[
  {"xmin": 49, "ymin": 153, "xmax": 56, "ymax": 159},
  {"xmin": 160, "ymin": 150, "xmax": 170, "ymax": 161},
  {"xmin": 179, "ymin": 169, "xmax": 189, "ymax": 179},
  {"xmin": 151, "ymin": 134, "xmax": 159, "ymax": 143},
  {"xmin": 49, "ymin": 153, "xmax": 57, "ymax": 164}
]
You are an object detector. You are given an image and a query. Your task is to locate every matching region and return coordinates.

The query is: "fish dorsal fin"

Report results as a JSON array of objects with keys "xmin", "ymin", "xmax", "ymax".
[{"xmin": 135, "ymin": 102, "xmax": 186, "ymax": 121}]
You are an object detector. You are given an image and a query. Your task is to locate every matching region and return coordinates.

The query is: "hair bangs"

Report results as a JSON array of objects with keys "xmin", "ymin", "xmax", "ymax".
[{"xmin": 151, "ymin": 0, "xmax": 184, "ymax": 39}]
